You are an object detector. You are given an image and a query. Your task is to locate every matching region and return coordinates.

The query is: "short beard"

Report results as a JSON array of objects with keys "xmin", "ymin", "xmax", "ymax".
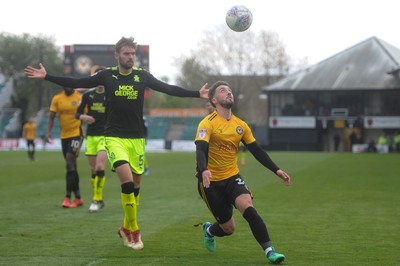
[
  {"xmin": 220, "ymin": 102, "xmax": 233, "ymax": 109},
  {"xmin": 119, "ymin": 61, "xmax": 134, "ymax": 71}
]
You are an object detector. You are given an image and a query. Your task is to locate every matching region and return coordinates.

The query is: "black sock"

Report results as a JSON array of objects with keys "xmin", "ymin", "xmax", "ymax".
[
  {"xmin": 209, "ymin": 222, "xmax": 230, "ymax": 237},
  {"xmin": 96, "ymin": 170, "xmax": 105, "ymax": 178},
  {"xmin": 121, "ymin": 182, "xmax": 134, "ymax": 194},
  {"xmin": 74, "ymin": 170, "xmax": 81, "ymax": 198},
  {"xmin": 133, "ymin": 187, "xmax": 140, "ymax": 197},
  {"xmin": 243, "ymin": 206, "xmax": 271, "ymax": 250},
  {"xmin": 66, "ymin": 171, "xmax": 75, "ymax": 197},
  {"xmin": 67, "ymin": 170, "xmax": 80, "ymax": 198}
]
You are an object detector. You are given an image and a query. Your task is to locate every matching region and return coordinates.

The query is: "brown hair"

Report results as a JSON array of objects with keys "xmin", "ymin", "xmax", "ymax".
[
  {"xmin": 208, "ymin": 81, "xmax": 230, "ymax": 107},
  {"xmin": 115, "ymin": 37, "xmax": 137, "ymax": 53}
]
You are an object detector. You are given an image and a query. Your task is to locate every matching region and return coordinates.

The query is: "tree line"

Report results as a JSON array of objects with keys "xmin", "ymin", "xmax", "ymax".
[{"xmin": 0, "ymin": 26, "xmax": 302, "ymax": 123}]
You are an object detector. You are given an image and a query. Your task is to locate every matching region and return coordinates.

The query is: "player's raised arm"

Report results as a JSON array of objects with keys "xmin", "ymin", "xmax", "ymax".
[
  {"xmin": 25, "ymin": 63, "xmax": 47, "ymax": 79},
  {"xmin": 199, "ymin": 83, "xmax": 209, "ymax": 99}
]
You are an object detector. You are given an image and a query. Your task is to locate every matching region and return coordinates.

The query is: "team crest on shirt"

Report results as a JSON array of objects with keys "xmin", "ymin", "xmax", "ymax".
[
  {"xmin": 198, "ymin": 128, "xmax": 207, "ymax": 139},
  {"xmin": 236, "ymin": 126, "xmax": 243, "ymax": 135}
]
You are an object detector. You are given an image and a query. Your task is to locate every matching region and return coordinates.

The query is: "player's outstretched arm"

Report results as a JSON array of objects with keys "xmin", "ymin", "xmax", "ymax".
[
  {"xmin": 246, "ymin": 141, "xmax": 291, "ymax": 186},
  {"xmin": 199, "ymin": 83, "xmax": 209, "ymax": 99},
  {"xmin": 25, "ymin": 63, "xmax": 47, "ymax": 79}
]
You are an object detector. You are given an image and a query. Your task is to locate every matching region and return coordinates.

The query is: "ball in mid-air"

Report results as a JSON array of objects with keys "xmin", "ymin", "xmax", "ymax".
[{"xmin": 225, "ymin": 5, "xmax": 253, "ymax": 32}]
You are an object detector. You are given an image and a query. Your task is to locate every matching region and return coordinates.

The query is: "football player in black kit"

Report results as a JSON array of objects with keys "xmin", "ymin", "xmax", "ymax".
[
  {"xmin": 25, "ymin": 36, "xmax": 209, "ymax": 250},
  {"xmin": 76, "ymin": 66, "xmax": 107, "ymax": 213}
]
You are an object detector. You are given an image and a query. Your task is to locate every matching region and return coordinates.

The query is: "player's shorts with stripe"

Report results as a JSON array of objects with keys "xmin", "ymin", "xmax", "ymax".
[
  {"xmin": 61, "ymin": 136, "xmax": 83, "ymax": 158},
  {"xmin": 197, "ymin": 174, "xmax": 252, "ymax": 224},
  {"xmin": 105, "ymin": 137, "xmax": 145, "ymax": 175},
  {"xmin": 85, "ymin": 135, "xmax": 106, "ymax": 156}
]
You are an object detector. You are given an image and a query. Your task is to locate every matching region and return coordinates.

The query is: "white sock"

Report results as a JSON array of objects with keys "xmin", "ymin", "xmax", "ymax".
[
  {"xmin": 265, "ymin": 247, "xmax": 273, "ymax": 255},
  {"xmin": 206, "ymin": 227, "xmax": 213, "ymax": 237}
]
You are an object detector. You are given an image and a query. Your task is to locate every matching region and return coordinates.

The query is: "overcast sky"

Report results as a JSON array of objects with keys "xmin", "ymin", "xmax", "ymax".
[{"xmin": 3, "ymin": 0, "xmax": 400, "ymax": 81}]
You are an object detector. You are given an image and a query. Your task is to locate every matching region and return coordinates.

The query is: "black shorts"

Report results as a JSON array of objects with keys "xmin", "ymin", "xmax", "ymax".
[
  {"xmin": 61, "ymin": 136, "xmax": 83, "ymax": 158},
  {"xmin": 26, "ymin": 140, "xmax": 35, "ymax": 148},
  {"xmin": 198, "ymin": 174, "xmax": 251, "ymax": 224}
]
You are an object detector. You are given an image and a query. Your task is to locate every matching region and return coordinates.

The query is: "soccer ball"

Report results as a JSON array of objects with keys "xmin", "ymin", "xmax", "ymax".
[{"xmin": 225, "ymin": 5, "xmax": 253, "ymax": 32}]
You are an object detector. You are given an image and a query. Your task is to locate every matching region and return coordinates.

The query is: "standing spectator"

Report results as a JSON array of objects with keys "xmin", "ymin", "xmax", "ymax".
[
  {"xmin": 194, "ymin": 81, "xmax": 291, "ymax": 264},
  {"xmin": 333, "ymin": 133, "xmax": 341, "ymax": 152},
  {"xmin": 46, "ymin": 87, "xmax": 84, "ymax": 208},
  {"xmin": 367, "ymin": 139, "xmax": 377, "ymax": 152},
  {"xmin": 378, "ymin": 134, "xmax": 388, "ymax": 145},
  {"xmin": 387, "ymin": 134, "xmax": 394, "ymax": 152},
  {"xmin": 377, "ymin": 133, "xmax": 389, "ymax": 153},
  {"xmin": 349, "ymin": 131, "xmax": 357, "ymax": 150},
  {"xmin": 76, "ymin": 66, "xmax": 107, "ymax": 212},
  {"xmin": 22, "ymin": 117, "xmax": 37, "ymax": 161},
  {"xmin": 394, "ymin": 132, "xmax": 400, "ymax": 152}
]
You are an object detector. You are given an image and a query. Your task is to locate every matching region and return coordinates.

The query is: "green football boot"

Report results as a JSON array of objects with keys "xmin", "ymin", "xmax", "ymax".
[
  {"xmin": 266, "ymin": 247, "xmax": 285, "ymax": 264},
  {"xmin": 203, "ymin": 222, "xmax": 216, "ymax": 252}
]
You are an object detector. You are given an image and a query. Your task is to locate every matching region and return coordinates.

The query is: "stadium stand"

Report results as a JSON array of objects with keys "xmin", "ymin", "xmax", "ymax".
[
  {"xmin": 147, "ymin": 117, "xmax": 169, "ymax": 139},
  {"xmin": 181, "ymin": 117, "xmax": 202, "ymax": 140},
  {"xmin": 147, "ymin": 116, "xmax": 202, "ymax": 141},
  {"xmin": 0, "ymin": 108, "xmax": 21, "ymax": 138},
  {"xmin": 35, "ymin": 108, "xmax": 61, "ymax": 138}
]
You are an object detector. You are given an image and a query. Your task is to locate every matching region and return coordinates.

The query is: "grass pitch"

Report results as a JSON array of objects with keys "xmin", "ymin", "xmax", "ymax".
[{"xmin": 0, "ymin": 150, "xmax": 399, "ymax": 265}]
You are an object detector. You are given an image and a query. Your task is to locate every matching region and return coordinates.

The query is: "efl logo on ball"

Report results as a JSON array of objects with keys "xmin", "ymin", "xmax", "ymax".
[{"xmin": 226, "ymin": 5, "xmax": 253, "ymax": 32}]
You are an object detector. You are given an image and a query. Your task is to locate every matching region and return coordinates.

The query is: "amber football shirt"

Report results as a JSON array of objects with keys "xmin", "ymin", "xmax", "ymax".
[
  {"xmin": 195, "ymin": 111, "xmax": 256, "ymax": 181},
  {"xmin": 49, "ymin": 90, "xmax": 82, "ymax": 139},
  {"xmin": 23, "ymin": 122, "xmax": 36, "ymax": 141}
]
